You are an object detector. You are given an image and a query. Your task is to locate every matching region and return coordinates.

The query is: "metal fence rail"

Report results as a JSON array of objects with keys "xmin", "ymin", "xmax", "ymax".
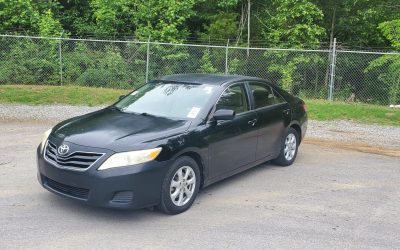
[{"xmin": 0, "ymin": 34, "xmax": 399, "ymax": 105}]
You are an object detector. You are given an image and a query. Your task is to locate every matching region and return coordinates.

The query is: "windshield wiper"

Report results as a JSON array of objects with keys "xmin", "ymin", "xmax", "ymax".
[
  {"xmin": 110, "ymin": 106, "xmax": 123, "ymax": 112},
  {"xmin": 140, "ymin": 112, "xmax": 157, "ymax": 117}
]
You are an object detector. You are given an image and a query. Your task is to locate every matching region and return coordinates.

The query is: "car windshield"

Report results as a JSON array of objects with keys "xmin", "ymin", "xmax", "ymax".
[{"xmin": 114, "ymin": 82, "xmax": 217, "ymax": 119}]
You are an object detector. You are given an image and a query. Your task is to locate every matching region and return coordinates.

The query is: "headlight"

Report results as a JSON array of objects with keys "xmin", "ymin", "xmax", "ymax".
[
  {"xmin": 98, "ymin": 147, "xmax": 162, "ymax": 170},
  {"xmin": 40, "ymin": 129, "xmax": 52, "ymax": 153}
]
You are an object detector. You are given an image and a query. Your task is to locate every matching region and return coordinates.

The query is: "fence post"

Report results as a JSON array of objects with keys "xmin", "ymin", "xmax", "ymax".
[
  {"xmin": 225, "ymin": 39, "xmax": 229, "ymax": 74},
  {"xmin": 59, "ymin": 31, "xmax": 64, "ymax": 86},
  {"xmin": 145, "ymin": 36, "xmax": 151, "ymax": 83},
  {"xmin": 328, "ymin": 38, "xmax": 337, "ymax": 101}
]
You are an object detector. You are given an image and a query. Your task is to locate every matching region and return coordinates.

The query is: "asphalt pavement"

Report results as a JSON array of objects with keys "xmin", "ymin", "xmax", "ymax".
[{"xmin": 0, "ymin": 122, "xmax": 399, "ymax": 249}]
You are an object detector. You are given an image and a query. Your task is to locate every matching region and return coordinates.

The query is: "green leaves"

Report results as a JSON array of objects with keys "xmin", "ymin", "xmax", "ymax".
[
  {"xmin": 198, "ymin": 12, "xmax": 239, "ymax": 41},
  {"xmin": 133, "ymin": 0, "xmax": 198, "ymax": 43},
  {"xmin": 90, "ymin": 0, "xmax": 136, "ymax": 36},
  {"xmin": 260, "ymin": 0, "xmax": 325, "ymax": 48},
  {"xmin": 379, "ymin": 20, "xmax": 400, "ymax": 50},
  {"xmin": 0, "ymin": 0, "xmax": 399, "ymax": 49},
  {"xmin": 0, "ymin": 0, "xmax": 39, "ymax": 33},
  {"xmin": 364, "ymin": 20, "xmax": 400, "ymax": 105},
  {"xmin": 38, "ymin": 9, "xmax": 63, "ymax": 37}
]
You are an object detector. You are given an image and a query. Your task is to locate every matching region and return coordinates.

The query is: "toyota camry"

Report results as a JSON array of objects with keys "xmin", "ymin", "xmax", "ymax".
[{"xmin": 37, "ymin": 73, "xmax": 308, "ymax": 214}]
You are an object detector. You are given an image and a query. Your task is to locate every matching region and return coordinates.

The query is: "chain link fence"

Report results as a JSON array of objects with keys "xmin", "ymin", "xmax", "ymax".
[{"xmin": 0, "ymin": 34, "xmax": 399, "ymax": 105}]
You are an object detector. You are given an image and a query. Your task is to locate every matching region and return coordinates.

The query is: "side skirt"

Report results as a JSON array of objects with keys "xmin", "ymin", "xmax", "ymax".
[{"xmin": 202, "ymin": 154, "xmax": 275, "ymax": 188}]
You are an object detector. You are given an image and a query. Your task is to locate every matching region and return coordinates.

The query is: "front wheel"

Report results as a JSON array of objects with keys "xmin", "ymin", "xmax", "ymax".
[
  {"xmin": 158, "ymin": 156, "xmax": 200, "ymax": 215},
  {"xmin": 273, "ymin": 128, "xmax": 299, "ymax": 166}
]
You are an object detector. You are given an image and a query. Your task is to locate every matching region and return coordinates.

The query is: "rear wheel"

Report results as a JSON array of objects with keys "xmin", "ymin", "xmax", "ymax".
[
  {"xmin": 158, "ymin": 156, "xmax": 200, "ymax": 215},
  {"xmin": 273, "ymin": 127, "xmax": 299, "ymax": 166}
]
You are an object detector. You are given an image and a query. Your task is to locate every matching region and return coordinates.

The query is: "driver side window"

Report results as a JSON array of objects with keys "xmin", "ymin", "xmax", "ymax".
[{"xmin": 216, "ymin": 84, "xmax": 249, "ymax": 115}]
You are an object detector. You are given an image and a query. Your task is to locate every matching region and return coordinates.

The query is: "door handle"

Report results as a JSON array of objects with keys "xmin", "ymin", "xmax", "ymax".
[
  {"xmin": 248, "ymin": 118, "xmax": 257, "ymax": 126},
  {"xmin": 283, "ymin": 108, "xmax": 290, "ymax": 115}
]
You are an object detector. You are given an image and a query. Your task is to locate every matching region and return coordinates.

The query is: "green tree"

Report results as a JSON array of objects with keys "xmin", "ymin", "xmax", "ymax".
[
  {"xmin": 38, "ymin": 9, "xmax": 63, "ymax": 37},
  {"xmin": 365, "ymin": 20, "xmax": 400, "ymax": 105},
  {"xmin": 133, "ymin": 0, "xmax": 198, "ymax": 43},
  {"xmin": 90, "ymin": 0, "xmax": 136, "ymax": 37},
  {"xmin": 0, "ymin": 0, "xmax": 39, "ymax": 33},
  {"xmin": 379, "ymin": 20, "xmax": 400, "ymax": 50},
  {"xmin": 255, "ymin": 0, "xmax": 326, "ymax": 96},
  {"xmin": 314, "ymin": 0, "xmax": 400, "ymax": 47},
  {"xmin": 197, "ymin": 12, "xmax": 239, "ymax": 41},
  {"xmin": 57, "ymin": 0, "xmax": 94, "ymax": 36},
  {"xmin": 199, "ymin": 49, "xmax": 218, "ymax": 73},
  {"xmin": 259, "ymin": 0, "xmax": 325, "ymax": 48}
]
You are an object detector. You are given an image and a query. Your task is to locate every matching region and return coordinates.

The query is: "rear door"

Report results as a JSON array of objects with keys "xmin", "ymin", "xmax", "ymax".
[
  {"xmin": 248, "ymin": 82, "xmax": 291, "ymax": 160},
  {"xmin": 207, "ymin": 82, "xmax": 258, "ymax": 179}
]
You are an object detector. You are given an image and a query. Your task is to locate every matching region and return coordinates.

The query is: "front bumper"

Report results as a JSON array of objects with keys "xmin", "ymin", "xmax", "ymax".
[{"xmin": 37, "ymin": 146, "xmax": 172, "ymax": 209}]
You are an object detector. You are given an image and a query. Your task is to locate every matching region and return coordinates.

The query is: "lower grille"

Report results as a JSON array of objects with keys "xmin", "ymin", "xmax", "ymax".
[
  {"xmin": 44, "ymin": 176, "xmax": 89, "ymax": 200},
  {"xmin": 111, "ymin": 191, "xmax": 134, "ymax": 203}
]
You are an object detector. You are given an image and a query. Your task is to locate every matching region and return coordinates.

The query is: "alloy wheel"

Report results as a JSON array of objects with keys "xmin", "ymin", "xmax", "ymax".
[
  {"xmin": 170, "ymin": 166, "xmax": 196, "ymax": 206},
  {"xmin": 284, "ymin": 133, "xmax": 297, "ymax": 161}
]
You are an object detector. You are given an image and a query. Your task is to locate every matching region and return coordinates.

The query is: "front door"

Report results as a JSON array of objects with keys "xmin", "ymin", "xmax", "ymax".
[{"xmin": 207, "ymin": 83, "xmax": 258, "ymax": 179}]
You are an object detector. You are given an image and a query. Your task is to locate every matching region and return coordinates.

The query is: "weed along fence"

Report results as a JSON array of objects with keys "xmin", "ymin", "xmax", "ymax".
[{"xmin": 0, "ymin": 34, "xmax": 399, "ymax": 105}]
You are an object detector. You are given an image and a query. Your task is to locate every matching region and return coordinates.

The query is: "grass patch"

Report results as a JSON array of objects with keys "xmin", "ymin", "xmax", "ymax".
[
  {"xmin": 0, "ymin": 84, "xmax": 128, "ymax": 106},
  {"xmin": 0, "ymin": 85, "xmax": 399, "ymax": 126},
  {"xmin": 306, "ymin": 99, "xmax": 400, "ymax": 126}
]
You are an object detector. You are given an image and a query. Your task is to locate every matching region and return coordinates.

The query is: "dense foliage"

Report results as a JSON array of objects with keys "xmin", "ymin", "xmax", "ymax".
[
  {"xmin": 0, "ymin": 0, "xmax": 399, "ymax": 104},
  {"xmin": 0, "ymin": 0, "xmax": 399, "ymax": 47}
]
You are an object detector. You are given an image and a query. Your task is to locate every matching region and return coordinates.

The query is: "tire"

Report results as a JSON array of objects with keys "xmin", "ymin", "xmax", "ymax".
[
  {"xmin": 273, "ymin": 127, "xmax": 299, "ymax": 166},
  {"xmin": 158, "ymin": 156, "xmax": 201, "ymax": 215}
]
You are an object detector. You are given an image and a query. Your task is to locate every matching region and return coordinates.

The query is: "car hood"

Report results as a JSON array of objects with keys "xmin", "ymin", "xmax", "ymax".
[{"xmin": 52, "ymin": 107, "xmax": 191, "ymax": 151}]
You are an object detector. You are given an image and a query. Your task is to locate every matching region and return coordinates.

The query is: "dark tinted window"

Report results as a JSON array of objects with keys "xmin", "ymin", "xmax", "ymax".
[
  {"xmin": 249, "ymin": 82, "xmax": 285, "ymax": 108},
  {"xmin": 216, "ymin": 84, "xmax": 249, "ymax": 114}
]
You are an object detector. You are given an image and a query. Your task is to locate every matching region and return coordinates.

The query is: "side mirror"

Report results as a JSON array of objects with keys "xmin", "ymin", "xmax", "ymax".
[
  {"xmin": 213, "ymin": 109, "xmax": 235, "ymax": 121},
  {"xmin": 119, "ymin": 95, "xmax": 126, "ymax": 100}
]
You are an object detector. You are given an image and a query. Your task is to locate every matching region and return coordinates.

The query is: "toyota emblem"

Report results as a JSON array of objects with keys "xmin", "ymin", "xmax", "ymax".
[{"xmin": 57, "ymin": 144, "xmax": 70, "ymax": 155}]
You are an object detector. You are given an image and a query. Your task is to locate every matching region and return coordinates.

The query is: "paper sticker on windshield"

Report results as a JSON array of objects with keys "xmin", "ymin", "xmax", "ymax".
[
  {"xmin": 187, "ymin": 107, "xmax": 201, "ymax": 118},
  {"xmin": 203, "ymin": 86, "xmax": 213, "ymax": 94}
]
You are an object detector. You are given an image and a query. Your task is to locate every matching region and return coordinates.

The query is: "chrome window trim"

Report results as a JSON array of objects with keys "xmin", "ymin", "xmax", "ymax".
[
  {"xmin": 215, "ymin": 82, "xmax": 251, "ymax": 113},
  {"xmin": 253, "ymin": 102, "xmax": 287, "ymax": 112},
  {"xmin": 43, "ymin": 141, "xmax": 106, "ymax": 172}
]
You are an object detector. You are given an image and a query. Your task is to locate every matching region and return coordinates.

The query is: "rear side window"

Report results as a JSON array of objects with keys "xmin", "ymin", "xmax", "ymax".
[{"xmin": 249, "ymin": 82, "xmax": 285, "ymax": 109}]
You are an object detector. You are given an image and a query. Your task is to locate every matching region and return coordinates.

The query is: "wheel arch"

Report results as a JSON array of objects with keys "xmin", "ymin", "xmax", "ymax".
[
  {"xmin": 289, "ymin": 122, "xmax": 302, "ymax": 143},
  {"xmin": 173, "ymin": 150, "xmax": 206, "ymax": 188}
]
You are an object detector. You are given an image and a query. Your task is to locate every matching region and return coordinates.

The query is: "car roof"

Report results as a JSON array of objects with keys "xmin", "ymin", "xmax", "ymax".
[{"xmin": 158, "ymin": 73, "xmax": 267, "ymax": 86}]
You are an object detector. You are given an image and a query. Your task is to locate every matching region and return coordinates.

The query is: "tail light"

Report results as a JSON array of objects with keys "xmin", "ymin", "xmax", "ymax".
[{"xmin": 302, "ymin": 103, "xmax": 307, "ymax": 113}]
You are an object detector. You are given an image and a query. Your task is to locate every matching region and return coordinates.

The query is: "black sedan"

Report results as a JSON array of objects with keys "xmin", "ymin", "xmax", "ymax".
[{"xmin": 37, "ymin": 74, "xmax": 308, "ymax": 214}]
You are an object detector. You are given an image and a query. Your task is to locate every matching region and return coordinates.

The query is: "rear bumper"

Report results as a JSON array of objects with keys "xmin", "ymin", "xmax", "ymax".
[
  {"xmin": 301, "ymin": 118, "xmax": 308, "ymax": 142},
  {"xmin": 37, "ymin": 146, "xmax": 172, "ymax": 209}
]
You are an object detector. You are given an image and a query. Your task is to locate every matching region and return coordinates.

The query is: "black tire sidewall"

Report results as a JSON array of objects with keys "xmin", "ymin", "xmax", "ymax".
[{"xmin": 159, "ymin": 156, "xmax": 201, "ymax": 215}]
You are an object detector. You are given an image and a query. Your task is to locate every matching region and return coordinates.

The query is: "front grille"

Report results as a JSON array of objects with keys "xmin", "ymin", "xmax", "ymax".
[
  {"xmin": 44, "ymin": 176, "xmax": 89, "ymax": 200},
  {"xmin": 45, "ymin": 141, "xmax": 104, "ymax": 171}
]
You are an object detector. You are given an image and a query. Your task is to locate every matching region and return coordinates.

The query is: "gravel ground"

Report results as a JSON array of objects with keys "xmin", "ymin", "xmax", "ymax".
[
  {"xmin": 1, "ymin": 104, "xmax": 399, "ymax": 150},
  {"xmin": 0, "ymin": 122, "xmax": 399, "ymax": 249},
  {"xmin": 0, "ymin": 104, "xmax": 102, "ymax": 122},
  {"xmin": 307, "ymin": 120, "xmax": 400, "ymax": 149}
]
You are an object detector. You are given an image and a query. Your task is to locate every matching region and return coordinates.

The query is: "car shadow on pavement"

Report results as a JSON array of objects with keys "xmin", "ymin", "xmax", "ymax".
[
  {"xmin": 40, "ymin": 161, "xmax": 281, "ymax": 220},
  {"xmin": 199, "ymin": 161, "xmax": 279, "ymax": 194}
]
